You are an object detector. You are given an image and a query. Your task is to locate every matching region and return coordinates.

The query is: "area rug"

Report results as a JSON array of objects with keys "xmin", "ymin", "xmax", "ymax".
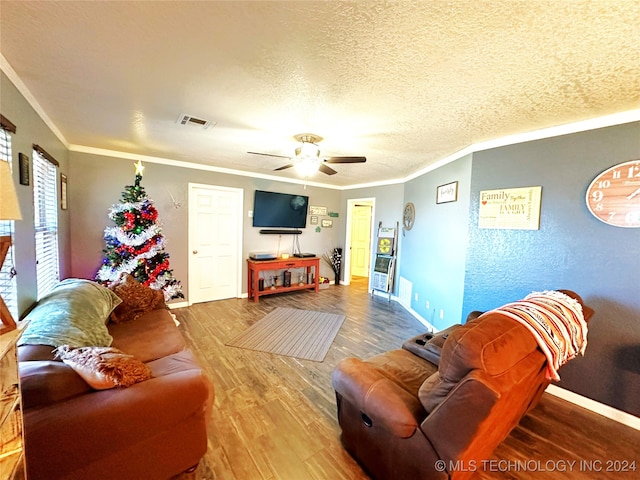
[{"xmin": 226, "ymin": 307, "xmax": 346, "ymax": 362}]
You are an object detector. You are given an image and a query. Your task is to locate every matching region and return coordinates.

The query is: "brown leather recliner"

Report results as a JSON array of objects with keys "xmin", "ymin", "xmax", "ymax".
[{"xmin": 331, "ymin": 291, "xmax": 593, "ymax": 479}]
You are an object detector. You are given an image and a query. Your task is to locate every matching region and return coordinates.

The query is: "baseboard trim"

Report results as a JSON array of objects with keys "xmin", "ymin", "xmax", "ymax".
[
  {"xmin": 546, "ymin": 384, "xmax": 640, "ymax": 431},
  {"xmin": 372, "ymin": 290, "xmax": 437, "ymax": 332},
  {"xmin": 168, "ymin": 301, "xmax": 189, "ymax": 309}
]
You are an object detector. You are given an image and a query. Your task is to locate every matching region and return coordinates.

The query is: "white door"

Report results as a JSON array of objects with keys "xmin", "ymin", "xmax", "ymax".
[
  {"xmin": 350, "ymin": 204, "xmax": 372, "ymax": 277},
  {"xmin": 188, "ymin": 184, "xmax": 243, "ymax": 303}
]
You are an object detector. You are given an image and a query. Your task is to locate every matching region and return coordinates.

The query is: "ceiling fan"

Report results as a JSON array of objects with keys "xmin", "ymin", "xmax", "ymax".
[{"xmin": 248, "ymin": 133, "xmax": 366, "ymax": 176}]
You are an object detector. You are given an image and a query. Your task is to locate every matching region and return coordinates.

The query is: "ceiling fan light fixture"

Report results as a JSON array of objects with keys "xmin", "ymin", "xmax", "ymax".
[
  {"xmin": 294, "ymin": 158, "xmax": 321, "ymax": 177},
  {"xmin": 295, "ymin": 142, "xmax": 320, "ymax": 159},
  {"xmin": 251, "ymin": 132, "xmax": 364, "ymax": 177}
]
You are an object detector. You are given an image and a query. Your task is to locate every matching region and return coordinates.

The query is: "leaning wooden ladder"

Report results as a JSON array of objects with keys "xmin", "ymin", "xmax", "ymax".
[{"xmin": 370, "ymin": 221, "xmax": 398, "ymax": 302}]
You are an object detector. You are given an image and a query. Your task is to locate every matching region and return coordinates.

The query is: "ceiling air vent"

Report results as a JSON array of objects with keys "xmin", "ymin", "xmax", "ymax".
[{"xmin": 177, "ymin": 114, "xmax": 215, "ymax": 129}]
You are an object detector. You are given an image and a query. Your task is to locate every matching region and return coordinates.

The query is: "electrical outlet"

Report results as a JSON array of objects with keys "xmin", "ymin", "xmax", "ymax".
[
  {"xmin": 425, "ymin": 300, "xmax": 430, "ymax": 309},
  {"xmin": 440, "ymin": 309, "xmax": 445, "ymax": 320},
  {"xmin": 248, "ymin": 210, "xmax": 253, "ymax": 218},
  {"xmin": 414, "ymin": 293, "xmax": 418, "ymax": 302}
]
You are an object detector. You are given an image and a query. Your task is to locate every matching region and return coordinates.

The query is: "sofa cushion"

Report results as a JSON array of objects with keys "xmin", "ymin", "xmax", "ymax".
[
  {"xmin": 19, "ymin": 278, "xmax": 121, "ymax": 348},
  {"xmin": 109, "ymin": 308, "xmax": 186, "ymax": 363},
  {"xmin": 18, "ymin": 344, "xmax": 58, "ymax": 362},
  {"xmin": 55, "ymin": 345, "xmax": 152, "ymax": 390},
  {"xmin": 366, "ymin": 348, "xmax": 438, "ymax": 396},
  {"xmin": 418, "ymin": 314, "xmax": 539, "ymax": 413},
  {"xmin": 19, "ymin": 360, "xmax": 92, "ymax": 409},
  {"xmin": 108, "ymin": 274, "xmax": 166, "ymax": 323},
  {"xmin": 419, "ymin": 290, "xmax": 593, "ymax": 413}
]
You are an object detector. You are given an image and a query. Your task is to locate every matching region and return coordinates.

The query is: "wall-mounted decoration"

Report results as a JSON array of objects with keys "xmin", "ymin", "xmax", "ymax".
[
  {"xmin": 478, "ymin": 186, "xmax": 542, "ymax": 230},
  {"xmin": 376, "ymin": 227, "xmax": 396, "ymax": 254},
  {"xmin": 310, "ymin": 215, "xmax": 318, "ymax": 225},
  {"xmin": 18, "ymin": 153, "xmax": 29, "ymax": 185},
  {"xmin": 402, "ymin": 202, "xmax": 415, "ymax": 230},
  {"xmin": 321, "ymin": 219, "xmax": 333, "ymax": 228},
  {"xmin": 585, "ymin": 159, "xmax": 640, "ymax": 228},
  {"xmin": 436, "ymin": 181, "xmax": 458, "ymax": 204},
  {"xmin": 309, "ymin": 205, "xmax": 328, "ymax": 216},
  {"xmin": 60, "ymin": 174, "xmax": 68, "ymax": 210},
  {"xmin": 168, "ymin": 191, "xmax": 182, "ymax": 209}
]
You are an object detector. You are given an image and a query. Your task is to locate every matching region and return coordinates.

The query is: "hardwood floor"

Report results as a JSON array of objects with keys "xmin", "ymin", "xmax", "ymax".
[{"xmin": 174, "ymin": 277, "xmax": 640, "ymax": 479}]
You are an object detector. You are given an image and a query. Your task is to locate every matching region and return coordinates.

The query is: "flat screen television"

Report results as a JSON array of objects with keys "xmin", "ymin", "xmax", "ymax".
[{"xmin": 252, "ymin": 190, "xmax": 309, "ymax": 229}]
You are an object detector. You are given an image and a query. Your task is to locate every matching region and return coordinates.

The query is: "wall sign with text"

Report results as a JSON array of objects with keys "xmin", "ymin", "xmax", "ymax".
[
  {"xmin": 309, "ymin": 205, "xmax": 327, "ymax": 216},
  {"xmin": 478, "ymin": 186, "xmax": 542, "ymax": 230}
]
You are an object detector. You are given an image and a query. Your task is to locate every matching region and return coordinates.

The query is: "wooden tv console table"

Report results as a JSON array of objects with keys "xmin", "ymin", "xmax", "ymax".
[{"xmin": 247, "ymin": 257, "xmax": 319, "ymax": 302}]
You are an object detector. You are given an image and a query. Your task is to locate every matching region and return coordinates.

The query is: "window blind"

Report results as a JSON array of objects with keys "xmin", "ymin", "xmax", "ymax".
[
  {"xmin": 33, "ymin": 148, "xmax": 60, "ymax": 299},
  {"xmin": 0, "ymin": 126, "xmax": 18, "ymax": 318}
]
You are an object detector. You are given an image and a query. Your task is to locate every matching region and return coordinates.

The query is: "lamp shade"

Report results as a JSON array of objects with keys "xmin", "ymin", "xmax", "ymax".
[{"xmin": 0, "ymin": 161, "xmax": 22, "ymax": 221}]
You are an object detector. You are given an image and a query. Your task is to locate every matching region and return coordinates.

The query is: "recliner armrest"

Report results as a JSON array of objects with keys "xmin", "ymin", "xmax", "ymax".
[{"xmin": 332, "ymin": 357, "xmax": 426, "ymax": 438}]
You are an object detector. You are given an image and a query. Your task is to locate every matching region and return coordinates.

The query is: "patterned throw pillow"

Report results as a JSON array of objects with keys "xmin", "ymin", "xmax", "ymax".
[
  {"xmin": 109, "ymin": 274, "xmax": 166, "ymax": 323},
  {"xmin": 55, "ymin": 345, "xmax": 152, "ymax": 390}
]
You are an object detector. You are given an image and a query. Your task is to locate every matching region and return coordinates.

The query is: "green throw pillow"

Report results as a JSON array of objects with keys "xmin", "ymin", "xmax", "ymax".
[{"xmin": 19, "ymin": 279, "xmax": 122, "ymax": 348}]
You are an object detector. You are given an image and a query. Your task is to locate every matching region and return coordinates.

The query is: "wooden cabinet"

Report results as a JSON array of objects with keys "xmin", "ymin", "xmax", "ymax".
[
  {"xmin": 0, "ymin": 323, "xmax": 27, "ymax": 479},
  {"xmin": 247, "ymin": 257, "xmax": 320, "ymax": 302}
]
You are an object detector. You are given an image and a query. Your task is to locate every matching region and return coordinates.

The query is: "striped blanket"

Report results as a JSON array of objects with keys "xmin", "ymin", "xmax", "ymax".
[{"xmin": 490, "ymin": 290, "xmax": 588, "ymax": 381}]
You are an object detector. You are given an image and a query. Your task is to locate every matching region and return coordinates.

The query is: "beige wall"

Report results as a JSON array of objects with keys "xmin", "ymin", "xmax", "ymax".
[
  {"xmin": 1, "ymin": 72, "xmax": 71, "ymax": 316},
  {"xmin": 68, "ymin": 152, "xmax": 353, "ymax": 303}
]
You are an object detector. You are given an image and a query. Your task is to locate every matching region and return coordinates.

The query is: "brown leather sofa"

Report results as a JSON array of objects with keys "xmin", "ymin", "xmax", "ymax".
[
  {"xmin": 331, "ymin": 290, "xmax": 593, "ymax": 479},
  {"xmin": 18, "ymin": 280, "xmax": 213, "ymax": 480}
]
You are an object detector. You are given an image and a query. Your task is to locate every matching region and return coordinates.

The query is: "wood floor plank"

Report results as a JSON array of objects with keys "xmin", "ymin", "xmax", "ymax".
[{"xmin": 176, "ymin": 277, "xmax": 640, "ymax": 480}]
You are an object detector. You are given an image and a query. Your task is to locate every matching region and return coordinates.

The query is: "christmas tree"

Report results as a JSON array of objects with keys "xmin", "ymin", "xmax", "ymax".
[{"xmin": 96, "ymin": 161, "xmax": 184, "ymax": 300}]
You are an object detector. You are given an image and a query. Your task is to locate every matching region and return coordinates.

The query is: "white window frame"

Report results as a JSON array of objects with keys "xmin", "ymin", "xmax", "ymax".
[{"xmin": 33, "ymin": 148, "xmax": 60, "ymax": 299}]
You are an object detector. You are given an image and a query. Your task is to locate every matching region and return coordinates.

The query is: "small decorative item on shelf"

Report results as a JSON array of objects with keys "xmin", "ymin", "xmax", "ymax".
[{"xmin": 322, "ymin": 247, "xmax": 343, "ymax": 285}]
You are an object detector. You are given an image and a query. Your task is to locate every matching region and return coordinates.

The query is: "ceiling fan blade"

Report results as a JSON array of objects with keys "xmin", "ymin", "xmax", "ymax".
[
  {"xmin": 324, "ymin": 156, "xmax": 367, "ymax": 164},
  {"xmin": 319, "ymin": 163, "xmax": 338, "ymax": 175},
  {"xmin": 247, "ymin": 151, "xmax": 291, "ymax": 159},
  {"xmin": 274, "ymin": 164, "xmax": 294, "ymax": 171}
]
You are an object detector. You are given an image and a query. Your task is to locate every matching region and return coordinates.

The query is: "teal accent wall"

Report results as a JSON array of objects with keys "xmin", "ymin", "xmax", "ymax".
[
  {"xmin": 463, "ymin": 122, "xmax": 640, "ymax": 416},
  {"xmin": 399, "ymin": 155, "xmax": 472, "ymax": 330}
]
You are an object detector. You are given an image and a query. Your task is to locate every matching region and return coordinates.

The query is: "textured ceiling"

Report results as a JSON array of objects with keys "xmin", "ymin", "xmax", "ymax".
[{"xmin": 1, "ymin": 1, "xmax": 639, "ymax": 187}]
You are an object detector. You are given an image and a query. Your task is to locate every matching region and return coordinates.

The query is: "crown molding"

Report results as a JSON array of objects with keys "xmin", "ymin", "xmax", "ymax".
[
  {"xmin": 70, "ymin": 145, "xmax": 341, "ymax": 190},
  {"xmin": 4, "ymin": 56, "xmax": 638, "ymax": 190},
  {"xmin": 0, "ymin": 54, "xmax": 70, "ymax": 149}
]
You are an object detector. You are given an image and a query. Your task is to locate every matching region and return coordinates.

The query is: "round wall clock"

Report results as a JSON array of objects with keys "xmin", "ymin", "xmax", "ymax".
[
  {"xmin": 403, "ymin": 202, "xmax": 415, "ymax": 230},
  {"xmin": 585, "ymin": 159, "xmax": 640, "ymax": 228}
]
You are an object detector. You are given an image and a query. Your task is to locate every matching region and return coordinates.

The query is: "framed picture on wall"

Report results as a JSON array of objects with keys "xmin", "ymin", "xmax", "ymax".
[
  {"xmin": 321, "ymin": 219, "xmax": 333, "ymax": 228},
  {"xmin": 436, "ymin": 181, "xmax": 458, "ymax": 204}
]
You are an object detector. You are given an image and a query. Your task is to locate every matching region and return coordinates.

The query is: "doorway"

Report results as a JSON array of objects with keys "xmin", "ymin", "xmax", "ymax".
[
  {"xmin": 344, "ymin": 198, "xmax": 375, "ymax": 286},
  {"xmin": 188, "ymin": 183, "xmax": 243, "ymax": 304}
]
